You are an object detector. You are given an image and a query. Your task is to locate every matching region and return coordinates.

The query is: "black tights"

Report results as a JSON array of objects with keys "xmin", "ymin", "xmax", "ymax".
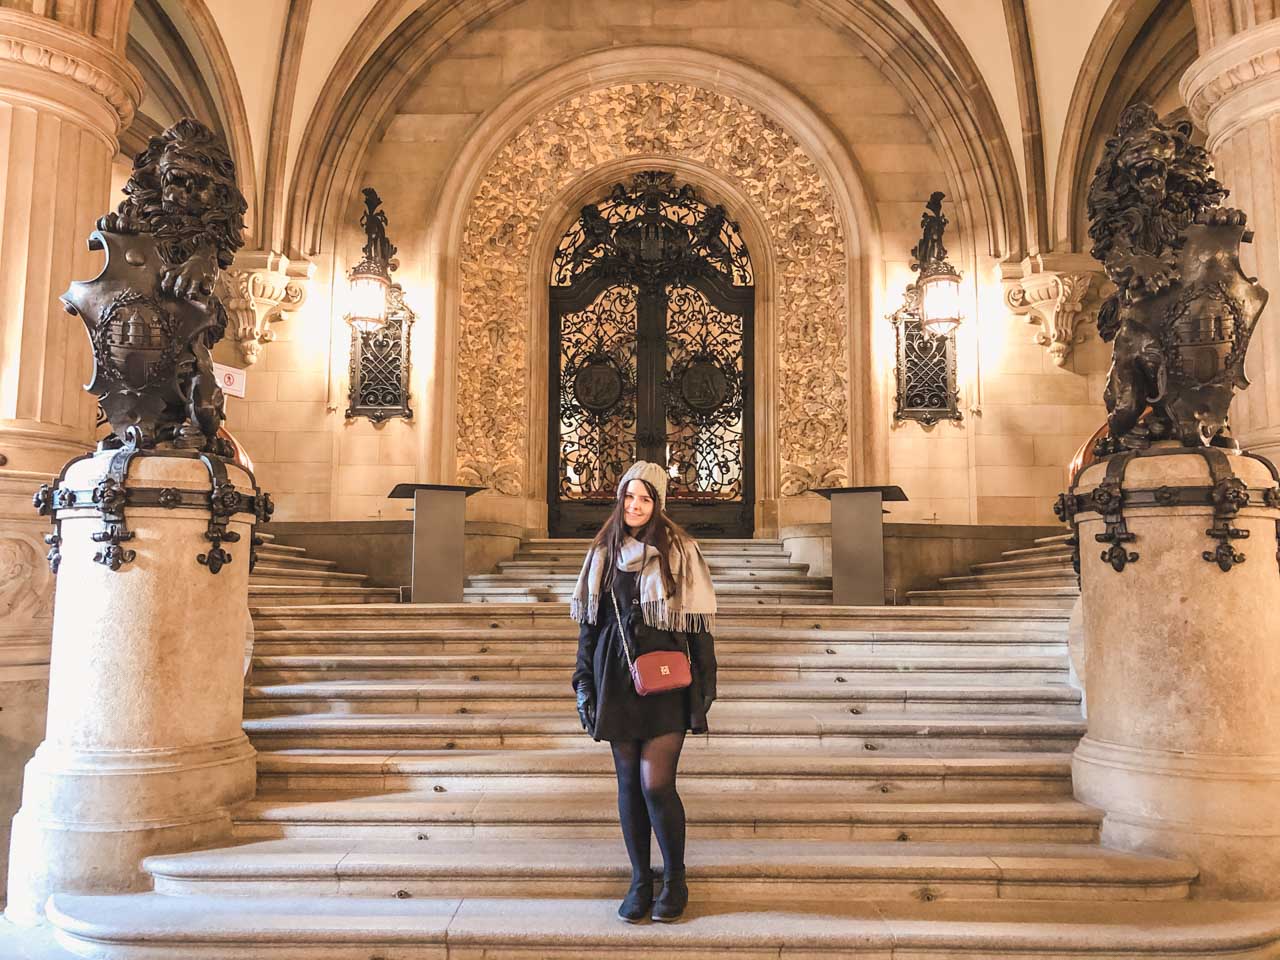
[{"xmin": 610, "ymin": 731, "xmax": 686, "ymax": 880}]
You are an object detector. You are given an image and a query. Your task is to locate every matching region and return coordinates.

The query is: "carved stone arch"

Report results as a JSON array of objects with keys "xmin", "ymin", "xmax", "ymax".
[
  {"xmin": 285, "ymin": 0, "xmax": 1020, "ymax": 266},
  {"xmin": 430, "ymin": 60, "xmax": 875, "ymax": 521},
  {"xmin": 1052, "ymin": 0, "xmax": 1198, "ymax": 253}
]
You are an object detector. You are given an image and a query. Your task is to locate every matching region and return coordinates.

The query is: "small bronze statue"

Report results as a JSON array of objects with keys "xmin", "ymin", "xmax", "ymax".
[
  {"xmin": 1087, "ymin": 103, "xmax": 1267, "ymax": 453},
  {"xmin": 62, "ymin": 117, "xmax": 247, "ymax": 455}
]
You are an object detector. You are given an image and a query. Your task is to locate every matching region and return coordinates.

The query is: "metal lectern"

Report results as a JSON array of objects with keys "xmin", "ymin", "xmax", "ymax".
[
  {"xmin": 812, "ymin": 485, "xmax": 909, "ymax": 606},
  {"xmin": 388, "ymin": 483, "xmax": 485, "ymax": 603}
]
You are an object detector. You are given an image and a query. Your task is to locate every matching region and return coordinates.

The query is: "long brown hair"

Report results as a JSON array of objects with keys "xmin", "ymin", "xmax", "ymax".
[{"xmin": 589, "ymin": 478, "xmax": 690, "ymax": 596}]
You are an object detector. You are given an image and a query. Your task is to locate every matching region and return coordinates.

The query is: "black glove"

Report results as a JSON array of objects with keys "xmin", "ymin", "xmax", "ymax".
[
  {"xmin": 575, "ymin": 680, "xmax": 596, "ymax": 731},
  {"xmin": 701, "ymin": 693, "xmax": 715, "ymax": 715}
]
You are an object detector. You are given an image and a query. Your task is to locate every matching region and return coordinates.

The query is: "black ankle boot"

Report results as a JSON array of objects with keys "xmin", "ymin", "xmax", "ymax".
[
  {"xmin": 650, "ymin": 868, "xmax": 688, "ymax": 922},
  {"xmin": 617, "ymin": 871, "xmax": 654, "ymax": 923}
]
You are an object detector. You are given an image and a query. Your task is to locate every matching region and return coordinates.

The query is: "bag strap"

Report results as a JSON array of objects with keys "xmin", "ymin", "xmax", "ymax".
[{"xmin": 610, "ymin": 586, "xmax": 638, "ymax": 673}]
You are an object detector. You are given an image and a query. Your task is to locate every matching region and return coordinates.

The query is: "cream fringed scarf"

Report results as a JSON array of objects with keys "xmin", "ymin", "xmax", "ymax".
[{"xmin": 570, "ymin": 535, "xmax": 717, "ymax": 633}]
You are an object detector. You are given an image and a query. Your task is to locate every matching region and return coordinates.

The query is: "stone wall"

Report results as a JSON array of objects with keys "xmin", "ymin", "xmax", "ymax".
[{"xmin": 224, "ymin": 0, "xmax": 1109, "ymax": 529}]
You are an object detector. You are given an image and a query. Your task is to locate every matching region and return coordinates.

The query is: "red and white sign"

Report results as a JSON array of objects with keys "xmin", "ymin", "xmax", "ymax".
[{"xmin": 212, "ymin": 362, "xmax": 246, "ymax": 399}]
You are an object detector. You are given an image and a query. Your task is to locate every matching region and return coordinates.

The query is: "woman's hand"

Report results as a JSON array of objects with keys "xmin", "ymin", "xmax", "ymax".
[
  {"xmin": 701, "ymin": 693, "xmax": 715, "ymax": 715},
  {"xmin": 575, "ymin": 680, "xmax": 596, "ymax": 731}
]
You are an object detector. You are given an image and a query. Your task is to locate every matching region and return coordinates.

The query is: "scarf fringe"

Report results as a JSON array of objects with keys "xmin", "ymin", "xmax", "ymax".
[
  {"xmin": 640, "ymin": 599, "xmax": 715, "ymax": 634},
  {"xmin": 569, "ymin": 594, "xmax": 599, "ymax": 626}
]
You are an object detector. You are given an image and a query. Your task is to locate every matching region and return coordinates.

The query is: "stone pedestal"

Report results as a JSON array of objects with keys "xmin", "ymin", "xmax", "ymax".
[
  {"xmin": 1069, "ymin": 447, "xmax": 1280, "ymax": 899},
  {"xmin": 5, "ymin": 451, "xmax": 261, "ymax": 924}
]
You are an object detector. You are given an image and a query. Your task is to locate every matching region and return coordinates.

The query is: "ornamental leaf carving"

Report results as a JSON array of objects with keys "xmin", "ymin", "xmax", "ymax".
[{"xmin": 456, "ymin": 81, "xmax": 850, "ymax": 497}]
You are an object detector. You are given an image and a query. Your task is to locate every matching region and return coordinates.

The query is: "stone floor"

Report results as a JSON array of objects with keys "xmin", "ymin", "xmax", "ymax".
[{"xmin": 0, "ymin": 916, "xmax": 78, "ymax": 959}]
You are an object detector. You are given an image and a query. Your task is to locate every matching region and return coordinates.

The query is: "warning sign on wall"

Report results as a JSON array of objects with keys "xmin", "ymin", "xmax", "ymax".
[{"xmin": 211, "ymin": 362, "xmax": 247, "ymax": 399}]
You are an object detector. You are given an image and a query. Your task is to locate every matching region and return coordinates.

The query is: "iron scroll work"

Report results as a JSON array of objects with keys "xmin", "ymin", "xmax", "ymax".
[
  {"xmin": 35, "ymin": 118, "xmax": 272, "ymax": 575},
  {"xmin": 347, "ymin": 189, "xmax": 414, "ymax": 422},
  {"xmin": 891, "ymin": 193, "xmax": 961, "ymax": 425},
  {"xmin": 1056, "ymin": 103, "xmax": 1279, "ymax": 575},
  {"xmin": 549, "ymin": 172, "xmax": 754, "ymax": 537}
]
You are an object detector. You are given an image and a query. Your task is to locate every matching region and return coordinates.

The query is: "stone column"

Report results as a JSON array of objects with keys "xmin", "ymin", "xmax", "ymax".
[
  {"xmin": 6, "ymin": 452, "xmax": 262, "ymax": 924},
  {"xmin": 1183, "ymin": 9, "xmax": 1280, "ymax": 462},
  {"xmin": 1069, "ymin": 448, "xmax": 1280, "ymax": 899},
  {"xmin": 0, "ymin": 6, "xmax": 141, "ymax": 901}
]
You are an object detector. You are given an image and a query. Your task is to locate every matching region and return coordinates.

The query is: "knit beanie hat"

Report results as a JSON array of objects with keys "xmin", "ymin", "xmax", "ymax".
[{"xmin": 616, "ymin": 460, "xmax": 669, "ymax": 510}]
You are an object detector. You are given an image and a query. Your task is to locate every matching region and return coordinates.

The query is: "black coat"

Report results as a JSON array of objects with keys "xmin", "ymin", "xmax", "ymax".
[{"xmin": 571, "ymin": 571, "xmax": 718, "ymax": 742}]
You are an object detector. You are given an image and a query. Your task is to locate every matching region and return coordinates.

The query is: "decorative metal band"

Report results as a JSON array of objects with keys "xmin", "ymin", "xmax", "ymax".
[
  {"xmin": 1056, "ymin": 447, "xmax": 1280, "ymax": 574},
  {"xmin": 32, "ymin": 444, "xmax": 273, "ymax": 576}
]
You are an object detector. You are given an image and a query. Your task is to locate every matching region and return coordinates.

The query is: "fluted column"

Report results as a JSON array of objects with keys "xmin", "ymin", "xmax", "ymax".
[
  {"xmin": 1183, "ymin": 7, "xmax": 1280, "ymax": 461},
  {"xmin": 0, "ymin": 4, "xmax": 140, "ymax": 902}
]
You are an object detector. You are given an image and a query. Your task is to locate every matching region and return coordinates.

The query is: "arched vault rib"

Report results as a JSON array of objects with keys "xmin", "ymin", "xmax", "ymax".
[{"xmin": 284, "ymin": 0, "xmax": 1024, "ymax": 265}]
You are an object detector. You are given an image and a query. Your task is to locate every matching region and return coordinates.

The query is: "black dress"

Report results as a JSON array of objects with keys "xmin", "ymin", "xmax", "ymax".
[{"xmin": 571, "ymin": 570, "xmax": 717, "ymax": 743}]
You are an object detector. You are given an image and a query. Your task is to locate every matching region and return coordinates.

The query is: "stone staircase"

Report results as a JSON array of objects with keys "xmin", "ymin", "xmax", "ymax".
[
  {"xmin": 906, "ymin": 532, "xmax": 1081, "ymax": 610},
  {"xmin": 46, "ymin": 534, "xmax": 1280, "ymax": 957},
  {"xmin": 465, "ymin": 537, "xmax": 833, "ymax": 604}
]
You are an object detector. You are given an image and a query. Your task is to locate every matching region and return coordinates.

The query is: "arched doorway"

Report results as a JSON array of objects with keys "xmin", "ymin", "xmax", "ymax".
[{"xmin": 547, "ymin": 171, "xmax": 755, "ymax": 538}]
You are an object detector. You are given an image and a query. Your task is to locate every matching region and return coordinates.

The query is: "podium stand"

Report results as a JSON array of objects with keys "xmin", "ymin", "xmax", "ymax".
[
  {"xmin": 388, "ymin": 483, "xmax": 485, "ymax": 602},
  {"xmin": 812, "ymin": 485, "xmax": 908, "ymax": 606}
]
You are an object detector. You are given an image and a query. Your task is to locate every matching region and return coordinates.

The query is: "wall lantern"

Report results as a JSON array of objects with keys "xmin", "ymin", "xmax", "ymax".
[
  {"xmin": 912, "ymin": 191, "xmax": 963, "ymax": 338},
  {"xmin": 345, "ymin": 187, "xmax": 397, "ymax": 335}
]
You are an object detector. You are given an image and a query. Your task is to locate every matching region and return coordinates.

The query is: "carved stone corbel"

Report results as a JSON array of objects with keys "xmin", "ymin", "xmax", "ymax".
[
  {"xmin": 1005, "ymin": 260, "xmax": 1104, "ymax": 366},
  {"xmin": 221, "ymin": 251, "xmax": 311, "ymax": 365}
]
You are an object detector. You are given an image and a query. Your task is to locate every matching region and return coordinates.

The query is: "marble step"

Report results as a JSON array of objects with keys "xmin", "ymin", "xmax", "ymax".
[
  {"xmin": 499, "ymin": 555, "xmax": 808, "ymax": 572},
  {"xmin": 243, "ymin": 712, "xmax": 1085, "ymax": 752},
  {"xmin": 253, "ymin": 748, "xmax": 1077, "ymax": 796},
  {"xmin": 254, "ymin": 548, "xmax": 335, "ymax": 567},
  {"xmin": 251, "ymin": 602, "xmax": 1070, "ymax": 633},
  {"xmin": 140, "ymin": 837, "xmax": 1197, "ymax": 902},
  {"xmin": 251, "ymin": 565, "xmax": 371, "ymax": 587},
  {"xmin": 249, "ymin": 585, "xmax": 401, "ymax": 605},
  {"xmin": 242, "ymin": 679, "xmax": 1082, "ymax": 718},
  {"xmin": 1001, "ymin": 543, "xmax": 1074, "ymax": 561},
  {"xmin": 47, "ymin": 894, "xmax": 1280, "ymax": 960},
  {"xmin": 938, "ymin": 571, "xmax": 1078, "ymax": 589},
  {"xmin": 521, "ymin": 537, "xmax": 787, "ymax": 551},
  {"xmin": 468, "ymin": 571, "xmax": 830, "ymax": 586},
  {"xmin": 463, "ymin": 586, "xmax": 834, "ymax": 605},
  {"xmin": 249, "ymin": 626, "xmax": 1068, "ymax": 658},
  {"xmin": 232, "ymin": 790, "xmax": 1102, "ymax": 843},
  {"xmin": 906, "ymin": 587, "xmax": 1079, "ymax": 610},
  {"xmin": 970, "ymin": 555, "xmax": 1074, "ymax": 574},
  {"xmin": 249, "ymin": 652, "xmax": 1069, "ymax": 685}
]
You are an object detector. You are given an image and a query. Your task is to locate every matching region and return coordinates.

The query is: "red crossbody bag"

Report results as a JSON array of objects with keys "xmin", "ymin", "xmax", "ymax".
[{"xmin": 611, "ymin": 587, "xmax": 691, "ymax": 696}]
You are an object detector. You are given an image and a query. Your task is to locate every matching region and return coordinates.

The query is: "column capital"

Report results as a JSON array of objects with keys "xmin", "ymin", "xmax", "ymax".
[
  {"xmin": 1182, "ymin": 17, "xmax": 1280, "ymax": 150},
  {"xmin": 219, "ymin": 251, "xmax": 313, "ymax": 365},
  {"xmin": 1003, "ymin": 254, "xmax": 1107, "ymax": 367},
  {"xmin": 0, "ymin": 9, "xmax": 141, "ymax": 138}
]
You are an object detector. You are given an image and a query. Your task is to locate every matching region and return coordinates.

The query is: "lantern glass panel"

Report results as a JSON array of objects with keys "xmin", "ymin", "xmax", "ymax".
[
  {"xmin": 920, "ymin": 273, "xmax": 961, "ymax": 337},
  {"xmin": 346, "ymin": 272, "xmax": 389, "ymax": 332}
]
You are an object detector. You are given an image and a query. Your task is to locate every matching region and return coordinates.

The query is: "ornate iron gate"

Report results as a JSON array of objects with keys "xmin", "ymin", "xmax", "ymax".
[{"xmin": 548, "ymin": 172, "xmax": 754, "ymax": 538}]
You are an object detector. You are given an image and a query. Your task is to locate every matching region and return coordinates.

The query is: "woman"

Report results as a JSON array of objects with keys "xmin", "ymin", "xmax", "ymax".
[{"xmin": 570, "ymin": 461, "xmax": 718, "ymax": 924}]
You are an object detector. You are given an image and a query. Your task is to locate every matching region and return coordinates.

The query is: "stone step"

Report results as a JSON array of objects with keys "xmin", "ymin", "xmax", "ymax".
[
  {"xmin": 249, "ymin": 652, "xmax": 1069, "ymax": 685},
  {"xmin": 251, "ymin": 565, "xmax": 371, "ymax": 587},
  {"xmin": 938, "ymin": 571, "xmax": 1079, "ymax": 589},
  {"xmin": 242, "ymin": 679, "xmax": 1082, "ymax": 718},
  {"xmin": 232, "ymin": 790, "xmax": 1102, "ymax": 843},
  {"xmin": 250, "ymin": 603, "xmax": 1070, "ymax": 634},
  {"xmin": 243, "ymin": 712, "xmax": 1085, "ymax": 752},
  {"xmin": 521, "ymin": 537, "xmax": 785, "ymax": 550},
  {"xmin": 249, "ymin": 626, "xmax": 1068, "ymax": 658},
  {"xmin": 1032, "ymin": 533, "xmax": 1074, "ymax": 546},
  {"xmin": 254, "ymin": 548, "xmax": 334, "ymax": 567},
  {"xmin": 468, "ymin": 571, "xmax": 829, "ymax": 586},
  {"xmin": 970, "ymin": 555, "xmax": 1074, "ymax": 574},
  {"xmin": 139, "ymin": 837, "xmax": 1197, "ymax": 902},
  {"xmin": 48, "ymin": 894, "xmax": 1280, "ymax": 960},
  {"xmin": 249, "ymin": 586, "xmax": 402, "ymax": 605},
  {"xmin": 498, "ymin": 556, "xmax": 808, "ymax": 572},
  {"xmin": 1000, "ymin": 542, "xmax": 1076, "ymax": 561},
  {"xmin": 906, "ymin": 588, "xmax": 1079, "ymax": 610},
  {"xmin": 253, "ymin": 748, "xmax": 1077, "ymax": 796},
  {"xmin": 462, "ymin": 586, "xmax": 834, "ymax": 605}
]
